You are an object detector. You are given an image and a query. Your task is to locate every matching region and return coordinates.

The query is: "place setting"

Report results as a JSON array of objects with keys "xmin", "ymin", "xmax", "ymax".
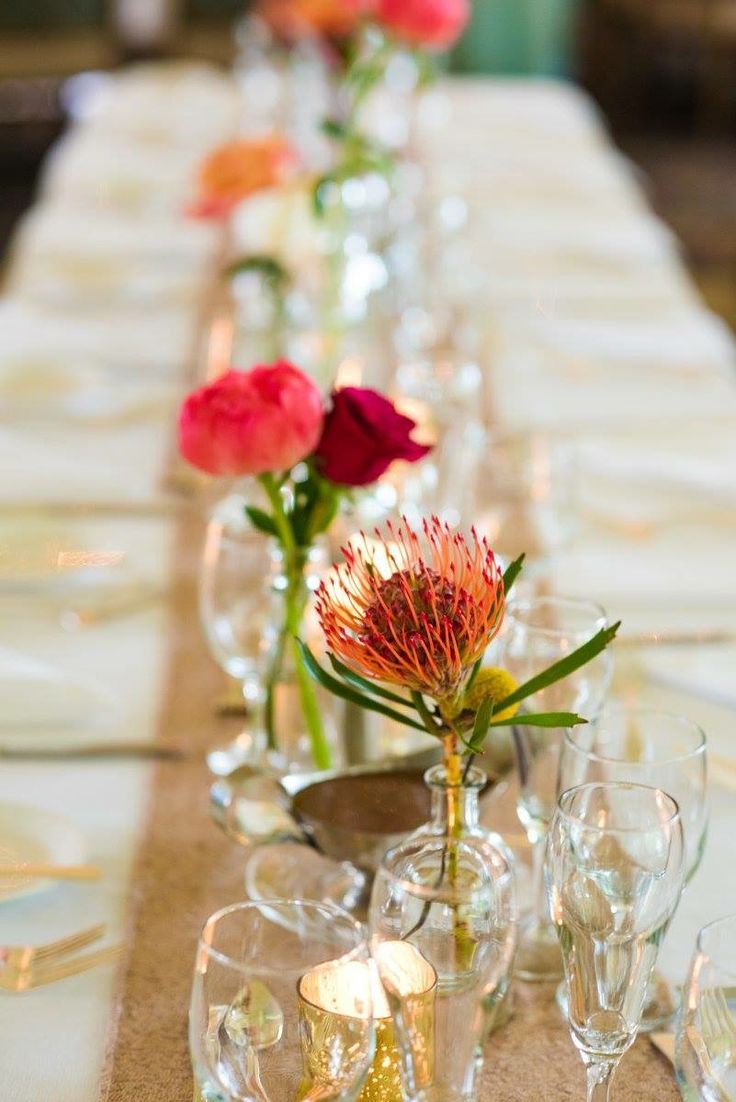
[{"xmin": 2, "ymin": 2, "xmax": 736, "ymax": 1101}]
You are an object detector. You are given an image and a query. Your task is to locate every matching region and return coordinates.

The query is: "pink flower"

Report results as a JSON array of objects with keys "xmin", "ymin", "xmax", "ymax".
[
  {"xmin": 179, "ymin": 363, "xmax": 324, "ymax": 476},
  {"xmin": 372, "ymin": 0, "xmax": 470, "ymax": 49},
  {"xmin": 314, "ymin": 387, "xmax": 431, "ymax": 486}
]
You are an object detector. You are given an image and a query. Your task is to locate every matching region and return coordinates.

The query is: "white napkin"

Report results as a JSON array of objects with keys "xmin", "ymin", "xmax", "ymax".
[{"xmin": 641, "ymin": 648, "xmax": 736, "ymax": 710}]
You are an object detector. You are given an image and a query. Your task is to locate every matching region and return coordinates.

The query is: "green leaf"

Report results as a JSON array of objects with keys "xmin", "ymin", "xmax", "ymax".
[
  {"xmin": 296, "ymin": 641, "xmax": 428, "ymax": 733},
  {"xmin": 329, "ymin": 654, "xmax": 416, "ymax": 709},
  {"xmin": 244, "ymin": 506, "xmax": 277, "ymax": 538},
  {"xmin": 410, "ymin": 690, "xmax": 442, "ymax": 736},
  {"xmin": 467, "ymin": 695, "xmax": 495, "ymax": 752},
  {"xmin": 312, "ymin": 174, "xmax": 333, "ymax": 218},
  {"xmin": 464, "ymin": 656, "xmax": 482, "ymax": 694},
  {"xmin": 502, "ymin": 554, "xmax": 525, "ymax": 597},
  {"xmin": 320, "ymin": 117, "xmax": 349, "ymax": 140},
  {"xmin": 493, "ymin": 622, "xmax": 621, "ymax": 714},
  {"xmin": 488, "ymin": 711, "xmax": 587, "ymax": 729},
  {"xmin": 226, "ymin": 255, "xmax": 289, "ymax": 287}
]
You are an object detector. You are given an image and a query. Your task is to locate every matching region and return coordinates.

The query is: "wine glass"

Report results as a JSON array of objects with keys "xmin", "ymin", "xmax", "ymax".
[
  {"xmin": 546, "ymin": 782, "xmax": 685, "ymax": 1102},
  {"xmin": 190, "ymin": 900, "xmax": 374, "ymax": 1102},
  {"xmin": 559, "ymin": 707, "xmax": 708, "ymax": 1028},
  {"xmin": 369, "ymin": 834, "xmax": 517, "ymax": 1101},
  {"xmin": 677, "ymin": 914, "xmax": 736, "ymax": 1100},
  {"xmin": 198, "ymin": 491, "xmax": 274, "ymax": 775},
  {"xmin": 501, "ymin": 595, "xmax": 613, "ymax": 981}
]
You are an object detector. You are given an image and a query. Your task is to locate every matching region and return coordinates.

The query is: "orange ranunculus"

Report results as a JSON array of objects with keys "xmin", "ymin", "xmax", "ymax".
[
  {"xmin": 316, "ymin": 516, "xmax": 505, "ymax": 704},
  {"xmin": 257, "ymin": 0, "xmax": 364, "ymax": 40},
  {"xmin": 189, "ymin": 136, "xmax": 296, "ymax": 221}
]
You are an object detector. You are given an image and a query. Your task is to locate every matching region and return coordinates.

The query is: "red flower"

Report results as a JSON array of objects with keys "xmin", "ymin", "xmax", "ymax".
[
  {"xmin": 315, "ymin": 387, "xmax": 431, "ymax": 486},
  {"xmin": 372, "ymin": 0, "xmax": 469, "ymax": 48},
  {"xmin": 179, "ymin": 363, "xmax": 324, "ymax": 476},
  {"xmin": 317, "ymin": 516, "xmax": 505, "ymax": 702}
]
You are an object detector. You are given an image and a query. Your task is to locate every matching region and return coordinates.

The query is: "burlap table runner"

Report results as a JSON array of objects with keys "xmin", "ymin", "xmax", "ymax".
[{"xmin": 96, "ymin": 500, "xmax": 681, "ymax": 1101}]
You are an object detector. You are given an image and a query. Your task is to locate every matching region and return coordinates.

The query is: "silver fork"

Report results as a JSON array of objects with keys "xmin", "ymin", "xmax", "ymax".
[
  {"xmin": 1, "ymin": 943, "xmax": 123, "ymax": 992},
  {"xmin": 0, "ymin": 923, "xmax": 106, "ymax": 973}
]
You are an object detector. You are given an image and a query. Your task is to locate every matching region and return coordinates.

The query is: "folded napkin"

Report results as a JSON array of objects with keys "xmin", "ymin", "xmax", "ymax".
[{"xmin": 641, "ymin": 648, "xmax": 736, "ymax": 711}]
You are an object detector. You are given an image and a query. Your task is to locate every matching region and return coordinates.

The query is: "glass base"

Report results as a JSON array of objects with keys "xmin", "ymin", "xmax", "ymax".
[
  {"xmin": 206, "ymin": 729, "xmax": 266, "ymax": 776},
  {"xmin": 244, "ymin": 843, "xmax": 369, "ymax": 916},
  {"xmin": 555, "ymin": 969, "xmax": 677, "ymax": 1032},
  {"xmin": 514, "ymin": 920, "xmax": 563, "ymax": 982}
]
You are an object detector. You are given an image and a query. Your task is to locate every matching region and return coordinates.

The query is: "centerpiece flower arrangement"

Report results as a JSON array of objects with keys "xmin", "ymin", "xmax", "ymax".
[
  {"xmin": 300, "ymin": 516, "xmax": 619, "ymax": 839},
  {"xmin": 178, "ymin": 361, "xmax": 430, "ymax": 768}
]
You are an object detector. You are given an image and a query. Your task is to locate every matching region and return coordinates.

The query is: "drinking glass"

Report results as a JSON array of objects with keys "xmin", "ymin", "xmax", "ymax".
[
  {"xmin": 501, "ymin": 596, "xmax": 613, "ymax": 981},
  {"xmin": 369, "ymin": 835, "xmax": 517, "ymax": 1101},
  {"xmin": 677, "ymin": 914, "xmax": 736, "ymax": 1100},
  {"xmin": 199, "ymin": 491, "xmax": 273, "ymax": 775},
  {"xmin": 547, "ymin": 782, "xmax": 685, "ymax": 1102},
  {"xmin": 190, "ymin": 900, "xmax": 374, "ymax": 1102},
  {"xmin": 559, "ymin": 707, "xmax": 708, "ymax": 1028}
]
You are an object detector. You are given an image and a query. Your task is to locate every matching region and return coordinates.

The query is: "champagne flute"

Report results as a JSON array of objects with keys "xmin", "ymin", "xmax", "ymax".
[
  {"xmin": 677, "ymin": 914, "xmax": 736, "ymax": 1100},
  {"xmin": 559, "ymin": 707, "xmax": 708, "ymax": 1028},
  {"xmin": 546, "ymin": 782, "xmax": 685, "ymax": 1102},
  {"xmin": 190, "ymin": 900, "xmax": 374, "ymax": 1102},
  {"xmin": 501, "ymin": 595, "xmax": 613, "ymax": 981}
]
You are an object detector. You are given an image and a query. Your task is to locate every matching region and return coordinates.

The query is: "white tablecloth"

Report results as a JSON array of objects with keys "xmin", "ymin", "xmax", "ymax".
[{"xmin": 1, "ymin": 68, "xmax": 735, "ymax": 1101}]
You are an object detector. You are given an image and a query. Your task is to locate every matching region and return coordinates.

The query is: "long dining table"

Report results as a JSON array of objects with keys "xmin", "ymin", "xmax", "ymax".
[{"xmin": 1, "ymin": 62, "xmax": 735, "ymax": 1101}]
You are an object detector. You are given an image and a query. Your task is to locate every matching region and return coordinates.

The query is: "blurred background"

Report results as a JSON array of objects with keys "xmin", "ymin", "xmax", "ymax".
[{"xmin": 0, "ymin": 0, "xmax": 734, "ymax": 328}]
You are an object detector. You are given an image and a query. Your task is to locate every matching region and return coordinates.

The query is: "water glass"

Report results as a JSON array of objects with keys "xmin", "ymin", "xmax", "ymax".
[
  {"xmin": 190, "ymin": 900, "xmax": 374, "ymax": 1102},
  {"xmin": 501, "ymin": 596, "xmax": 613, "ymax": 981},
  {"xmin": 369, "ymin": 835, "xmax": 516, "ymax": 1102},
  {"xmin": 559, "ymin": 707, "xmax": 708, "ymax": 1028},
  {"xmin": 677, "ymin": 914, "xmax": 736, "ymax": 1100},
  {"xmin": 546, "ymin": 782, "xmax": 685, "ymax": 1102}
]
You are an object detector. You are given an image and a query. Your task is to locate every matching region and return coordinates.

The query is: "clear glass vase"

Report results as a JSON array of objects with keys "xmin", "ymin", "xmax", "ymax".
[
  {"xmin": 403, "ymin": 764, "xmax": 518, "ymax": 1030},
  {"xmin": 199, "ymin": 490, "xmax": 343, "ymax": 776}
]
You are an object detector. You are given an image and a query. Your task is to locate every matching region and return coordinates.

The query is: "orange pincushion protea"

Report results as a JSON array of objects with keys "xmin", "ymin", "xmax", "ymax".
[
  {"xmin": 189, "ymin": 136, "xmax": 295, "ymax": 220},
  {"xmin": 316, "ymin": 517, "xmax": 505, "ymax": 706},
  {"xmin": 257, "ymin": 0, "xmax": 363, "ymax": 39}
]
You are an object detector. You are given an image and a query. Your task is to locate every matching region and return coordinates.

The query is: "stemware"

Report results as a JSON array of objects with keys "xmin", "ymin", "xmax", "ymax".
[
  {"xmin": 677, "ymin": 914, "xmax": 736, "ymax": 1100},
  {"xmin": 190, "ymin": 899, "xmax": 374, "ymax": 1102},
  {"xmin": 369, "ymin": 834, "xmax": 516, "ymax": 1101},
  {"xmin": 198, "ymin": 491, "xmax": 273, "ymax": 775},
  {"xmin": 559, "ymin": 707, "xmax": 708, "ymax": 1028},
  {"xmin": 501, "ymin": 596, "xmax": 613, "ymax": 981},
  {"xmin": 546, "ymin": 782, "xmax": 685, "ymax": 1102}
]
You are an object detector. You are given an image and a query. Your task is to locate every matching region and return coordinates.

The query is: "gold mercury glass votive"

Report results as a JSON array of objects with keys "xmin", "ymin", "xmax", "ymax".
[{"xmin": 298, "ymin": 943, "xmax": 436, "ymax": 1102}]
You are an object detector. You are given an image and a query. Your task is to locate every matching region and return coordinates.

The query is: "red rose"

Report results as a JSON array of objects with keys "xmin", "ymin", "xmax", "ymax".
[
  {"xmin": 372, "ymin": 0, "xmax": 469, "ymax": 48},
  {"xmin": 179, "ymin": 363, "xmax": 324, "ymax": 476},
  {"xmin": 315, "ymin": 387, "xmax": 431, "ymax": 486}
]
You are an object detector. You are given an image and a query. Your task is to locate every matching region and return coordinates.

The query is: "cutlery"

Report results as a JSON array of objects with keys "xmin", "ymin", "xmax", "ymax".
[
  {"xmin": 0, "ymin": 923, "xmax": 106, "ymax": 971},
  {"xmin": 0, "ymin": 741, "xmax": 184, "ymax": 761},
  {"xmin": 619, "ymin": 629, "xmax": 736, "ymax": 647},
  {"xmin": 59, "ymin": 584, "xmax": 169, "ymax": 629},
  {"xmin": 0, "ymin": 864, "xmax": 101, "ymax": 881},
  {"xmin": 0, "ymin": 944, "xmax": 123, "ymax": 992}
]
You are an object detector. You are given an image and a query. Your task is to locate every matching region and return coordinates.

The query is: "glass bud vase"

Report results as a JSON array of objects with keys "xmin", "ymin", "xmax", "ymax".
[
  {"xmin": 263, "ymin": 538, "xmax": 344, "ymax": 774},
  {"xmin": 404, "ymin": 764, "xmax": 518, "ymax": 1030}
]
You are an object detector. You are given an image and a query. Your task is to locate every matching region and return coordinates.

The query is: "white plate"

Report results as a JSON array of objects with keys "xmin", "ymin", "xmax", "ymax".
[
  {"xmin": 0, "ymin": 802, "xmax": 86, "ymax": 902},
  {"xmin": 0, "ymin": 648, "xmax": 118, "ymax": 749}
]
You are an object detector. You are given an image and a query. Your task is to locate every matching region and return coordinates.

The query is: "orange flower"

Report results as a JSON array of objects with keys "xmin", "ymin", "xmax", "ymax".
[
  {"xmin": 316, "ymin": 517, "xmax": 505, "ymax": 705},
  {"xmin": 257, "ymin": 0, "xmax": 363, "ymax": 39},
  {"xmin": 189, "ymin": 136, "xmax": 296, "ymax": 221}
]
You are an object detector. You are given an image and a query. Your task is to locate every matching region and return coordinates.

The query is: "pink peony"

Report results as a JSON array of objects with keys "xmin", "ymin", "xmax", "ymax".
[
  {"xmin": 372, "ymin": 0, "xmax": 470, "ymax": 49},
  {"xmin": 179, "ymin": 363, "xmax": 324, "ymax": 476},
  {"xmin": 315, "ymin": 386, "xmax": 431, "ymax": 486}
]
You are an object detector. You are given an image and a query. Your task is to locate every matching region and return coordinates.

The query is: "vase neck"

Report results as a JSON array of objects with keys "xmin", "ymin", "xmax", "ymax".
[{"xmin": 424, "ymin": 764, "xmax": 485, "ymax": 833}]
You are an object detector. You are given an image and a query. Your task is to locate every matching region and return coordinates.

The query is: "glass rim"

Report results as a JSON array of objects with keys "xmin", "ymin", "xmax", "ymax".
[
  {"xmin": 556, "ymin": 781, "xmax": 681, "ymax": 833},
  {"xmin": 506, "ymin": 595, "xmax": 608, "ymax": 638},
  {"xmin": 564, "ymin": 709, "xmax": 706, "ymax": 765},
  {"xmin": 378, "ymin": 839, "xmax": 511, "ymax": 903},
  {"xmin": 696, "ymin": 913, "xmax": 736, "ymax": 965},
  {"xmin": 197, "ymin": 899, "xmax": 367, "ymax": 973}
]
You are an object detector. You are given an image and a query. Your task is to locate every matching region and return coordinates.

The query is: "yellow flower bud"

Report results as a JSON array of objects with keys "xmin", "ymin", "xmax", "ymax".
[{"xmin": 461, "ymin": 668, "xmax": 519, "ymax": 722}]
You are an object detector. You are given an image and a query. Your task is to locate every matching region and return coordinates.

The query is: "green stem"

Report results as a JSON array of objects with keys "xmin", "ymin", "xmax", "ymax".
[{"xmin": 258, "ymin": 473, "xmax": 330, "ymax": 770}]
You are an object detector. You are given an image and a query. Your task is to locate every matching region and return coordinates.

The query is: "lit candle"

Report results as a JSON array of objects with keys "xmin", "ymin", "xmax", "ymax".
[{"xmin": 298, "ymin": 944, "xmax": 435, "ymax": 1102}]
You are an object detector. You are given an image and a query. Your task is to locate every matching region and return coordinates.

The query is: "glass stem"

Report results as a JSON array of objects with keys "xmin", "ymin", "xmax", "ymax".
[
  {"xmin": 529, "ymin": 834, "xmax": 549, "ymax": 930},
  {"xmin": 586, "ymin": 1060, "xmax": 617, "ymax": 1102}
]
